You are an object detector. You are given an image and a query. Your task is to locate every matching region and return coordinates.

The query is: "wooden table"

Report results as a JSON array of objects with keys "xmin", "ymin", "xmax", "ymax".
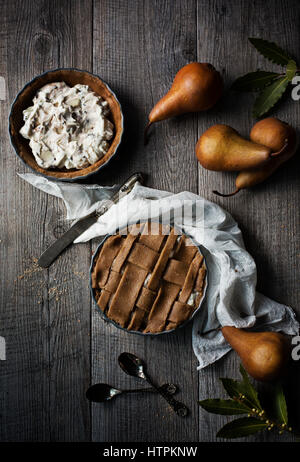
[{"xmin": 1, "ymin": 0, "xmax": 299, "ymax": 443}]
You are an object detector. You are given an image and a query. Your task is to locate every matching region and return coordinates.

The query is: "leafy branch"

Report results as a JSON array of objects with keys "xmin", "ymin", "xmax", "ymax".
[
  {"xmin": 199, "ymin": 364, "xmax": 296, "ymax": 439},
  {"xmin": 232, "ymin": 38, "xmax": 299, "ymax": 117}
]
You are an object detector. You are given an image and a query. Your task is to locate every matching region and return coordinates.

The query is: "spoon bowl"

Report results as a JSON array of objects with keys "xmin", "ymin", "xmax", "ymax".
[
  {"xmin": 86, "ymin": 383, "xmax": 122, "ymax": 402},
  {"xmin": 118, "ymin": 352, "xmax": 146, "ymax": 379},
  {"xmin": 86, "ymin": 382, "xmax": 177, "ymax": 403}
]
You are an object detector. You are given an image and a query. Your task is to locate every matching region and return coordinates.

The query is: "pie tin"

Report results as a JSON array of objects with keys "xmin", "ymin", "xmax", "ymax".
[
  {"xmin": 9, "ymin": 68, "xmax": 124, "ymax": 182},
  {"xmin": 89, "ymin": 223, "xmax": 208, "ymax": 336}
]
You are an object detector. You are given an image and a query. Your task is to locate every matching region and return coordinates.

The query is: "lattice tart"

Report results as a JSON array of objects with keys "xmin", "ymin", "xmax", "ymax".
[{"xmin": 91, "ymin": 222, "xmax": 207, "ymax": 334}]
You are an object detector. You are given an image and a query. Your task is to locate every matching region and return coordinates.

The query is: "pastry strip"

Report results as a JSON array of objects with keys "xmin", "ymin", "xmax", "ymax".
[
  {"xmin": 112, "ymin": 233, "xmax": 138, "ymax": 272},
  {"xmin": 139, "ymin": 223, "xmax": 167, "ymax": 251},
  {"xmin": 167, "ymin": 300, "xmax": 193, "ymax": 329},
  {"xmin": 104, "ymin": 270, "xmax": 122, "ymax": 292},
  {"xmin": 147, "ymin": 228, "xmax": 178, "ymax": 291},
  {"xmin": 163, "ymin": 259, "xmax": 189, "ymax": 286},
  {"xmin": 194, "ymin": 264, "xmax": 207, "ymax": 292},
  {"xmin": 145, "ymin": 281, "xmax": 180, "ymax": 333},
  {"xmin": 173, "ymin": 235, "xmax": 198, "ymax": 264},
  {"xmin": 127, "ymin": 287, "xmax": 157, "ymax": 331},
  {"xmin": 97, "ymin": 290, "xmax": 111, "ymax": 312},
  {"xmin": 128, "ymin": 243, "xmax": 159, "ymax": 271},
  {"xmin": 179, "ymin": 253, "xmax": 203, "ymax": 303},
  {"xmin": 92, "ymin": 235, "xmax": 123, "ymax": 289},
  {"xmin": 107, "ymin": 263, "xmax": 148, "ymax": 327},
  {"xmin": 127, "ymin": 308, "xmax": 146, "ymax": 331},
  {"xmin": 136, "ymin": 287, "xmax": 157, "ymax": 311}
]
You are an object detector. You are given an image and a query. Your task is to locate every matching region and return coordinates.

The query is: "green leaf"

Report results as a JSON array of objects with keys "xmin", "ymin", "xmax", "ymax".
[
  {"xmin": 220, "ymin": 378, "xmax": 246, "ymax": 400},
  {"xmin": 220, "ymin": 376, "xmax": 261, "ymax": 412},
  {"xmin": 217, "ymin": 417, "xmax": 268, "ymax": 439},
  {"xmin": 249, "ymin": 38, "xmax": 291, "ymax": 66},
  {"xmin": 239, "ymin": 365, "xmax": 263, "ymax": 411},
  {"xmin": 273, "ymin": 383, "xmax": 288, "ymax": 425},
  {"xmin": 199, "ymin": 399, "xmax": 250, "ymax": 415},
  {"xmin": 232, "ymin": 71, "xmax": 280, "ymax": 91},
  {"xmin": 252, "ymin": 75, "xmax": 289, "ymax": 117},
  {"xmin": 286, "ymin": 59, "xmax": 297, "ymax": 81}
]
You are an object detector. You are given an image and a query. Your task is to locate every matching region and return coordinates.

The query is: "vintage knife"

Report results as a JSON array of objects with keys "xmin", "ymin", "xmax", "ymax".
[{"xmin": 38, "ymin": 172, "xmax": 143, "ymax": 268}]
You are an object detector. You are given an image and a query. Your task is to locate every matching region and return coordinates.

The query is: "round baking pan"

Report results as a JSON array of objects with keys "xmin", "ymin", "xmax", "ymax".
[
  {"xmin": 89, "ymin": 222, "xmax": 208, "ymax": 336},
  {"xmin": 9, "ymin": 68, "xmax": 124, "ymax": 182}
]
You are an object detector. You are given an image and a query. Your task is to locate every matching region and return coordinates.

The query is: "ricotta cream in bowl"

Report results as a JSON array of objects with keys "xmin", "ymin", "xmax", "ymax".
[{"xmin": 9, "ymin": 69, "xmax": 123, "ymax": 181}]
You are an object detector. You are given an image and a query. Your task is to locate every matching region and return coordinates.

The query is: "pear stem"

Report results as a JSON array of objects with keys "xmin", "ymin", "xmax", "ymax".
[
  {"xmin": 213, "ymin": 188, "xmax": 240, "ymax": 197},
  {"xmin": 270, "ymin": 139, "xmax": 289, "ymax": 157},
  {"xmin": 144, "ymin": 121, "xmax": 153, "ymax": 145}
]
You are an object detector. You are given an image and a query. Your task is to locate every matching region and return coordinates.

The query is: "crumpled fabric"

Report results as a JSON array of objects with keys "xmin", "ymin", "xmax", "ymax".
[{"xmin": 19, "ymin": 173, "xmax": 299, "ymax": 369}]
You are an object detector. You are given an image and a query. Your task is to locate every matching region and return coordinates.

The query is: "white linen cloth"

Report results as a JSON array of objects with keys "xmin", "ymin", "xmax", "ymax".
[{"xmin": 19, "ymin": 173, "xmax": 299, "ymax": 369}]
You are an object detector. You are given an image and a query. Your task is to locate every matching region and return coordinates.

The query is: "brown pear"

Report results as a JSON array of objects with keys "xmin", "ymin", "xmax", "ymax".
[
  {"xmin": 196, "ymin": 124, "xmax": 274, "ymax": 171},
  {"xmin": 214, "ymin": 118, "xmax": 297, "ymax": 196},
  {"xmin": 144, "ymin": 62, "xmax": 223, "ymax": 144},
  {"xmin": 222, "ymin": 326, "xmax": 291, "ymax": 382},
  {"xmin": 244, "ymin": 117, "xmax": 297, "ymax": 187}
]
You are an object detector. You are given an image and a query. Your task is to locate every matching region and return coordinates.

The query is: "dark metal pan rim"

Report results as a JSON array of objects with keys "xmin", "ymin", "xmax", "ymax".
[{"xmin": 89, "ymin": 221, "xmax": 208, "ymax": 337}]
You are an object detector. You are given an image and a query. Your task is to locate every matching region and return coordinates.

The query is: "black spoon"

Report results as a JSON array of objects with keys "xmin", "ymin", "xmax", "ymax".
[
  {"xmin": 118, "ymin": 352, "xmax": 189, "ymax": 417},
  {"xmin": 86, "ymin": 382, "xmax": 177, "ymax": 403}
]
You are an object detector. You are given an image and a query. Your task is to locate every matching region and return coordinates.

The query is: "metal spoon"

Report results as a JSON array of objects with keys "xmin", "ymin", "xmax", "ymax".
[
  {"xmin": 86, "ymin": 382, "xmax": 177, "ymax": 403},
  {"xmin": 118, "ymin": 352, "xmax": 189, "ymax": 417}
]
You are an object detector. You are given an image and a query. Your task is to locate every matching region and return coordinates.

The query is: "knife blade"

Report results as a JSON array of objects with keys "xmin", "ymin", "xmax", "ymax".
[{"xmin": 38, "ymin": 172, "xmax": 143, "ymax": 268}]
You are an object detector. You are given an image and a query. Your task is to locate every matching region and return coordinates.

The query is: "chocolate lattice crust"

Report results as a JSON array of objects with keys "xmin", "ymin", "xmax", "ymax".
[{"xmin": 91, "ymin": 222, "xmax": 206, "ymax": 334}]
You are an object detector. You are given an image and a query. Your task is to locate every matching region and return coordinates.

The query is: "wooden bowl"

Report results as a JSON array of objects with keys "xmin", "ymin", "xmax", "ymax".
[{"xmin": 9, "ymin": 68, "xmax": 123, "ymax": 181}]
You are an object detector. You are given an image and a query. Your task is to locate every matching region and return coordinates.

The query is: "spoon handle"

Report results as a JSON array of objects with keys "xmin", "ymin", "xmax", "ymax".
[
  {"xmin": 123, "ymin": 383, "xmax": 177, "ymax": 395},
  {"xmin": 145, "ymin": 375, "xmax": 188, "ymax": 417}
]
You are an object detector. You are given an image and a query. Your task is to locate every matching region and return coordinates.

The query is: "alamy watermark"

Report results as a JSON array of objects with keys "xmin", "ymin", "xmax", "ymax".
[
  {"xmin": 291, "ymin": 76, "xmax": 300, "ymax": 101},
  {"xmin": 291, "ymin": 335, "xmax": 300, "ymax": 361},
  {"xmin": 100, "ymin": 196, "xmax": 205, "ymax": 243},
  {"xmin": 0, "ymin": 76, "xmax": 6, "ymax": 101},
  {"xmin": 0, "ymin": 336, "xmax": 6, "ymax": 360}
]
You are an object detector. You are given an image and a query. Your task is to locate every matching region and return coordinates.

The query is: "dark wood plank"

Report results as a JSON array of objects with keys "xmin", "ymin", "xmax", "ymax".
[
  {"xmin": 0, "ymin": 0, "xmax": 92, "ymax": 441},
  {"xmin": 91, "ymin": 0, "xmax": 199, "ymax": 442},
  {"xmin": 196, "ymin": 0, "xmax": 300, "ymax": 442},
  {"xmin": 0, "ymin": 0, "xmax": 50, "ymax": 441}
]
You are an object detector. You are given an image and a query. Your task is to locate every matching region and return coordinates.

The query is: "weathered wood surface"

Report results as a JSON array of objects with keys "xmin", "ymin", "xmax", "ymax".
[
  {"xmin": 0, "ymin": 0, "xmax": 299, "ymax": 442},
  {"xmin": 0, "ymin": 0, "xmax": 93, "ymax": 442}
]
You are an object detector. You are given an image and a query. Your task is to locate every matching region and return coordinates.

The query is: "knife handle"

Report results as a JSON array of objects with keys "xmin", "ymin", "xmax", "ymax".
[{"xmin": 38, "ymin": 172, "xmax": 144, "ymax": 268}]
